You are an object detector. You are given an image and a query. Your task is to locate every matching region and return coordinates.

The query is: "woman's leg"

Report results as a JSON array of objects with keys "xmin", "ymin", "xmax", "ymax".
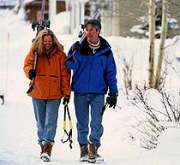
[
  {"xmin": 43, "ymin": 99, "xmax": 61, "ymax": 143},
  {"xmin": 32, "ymin": 98, "xmax": 46, "ymax": 144}
]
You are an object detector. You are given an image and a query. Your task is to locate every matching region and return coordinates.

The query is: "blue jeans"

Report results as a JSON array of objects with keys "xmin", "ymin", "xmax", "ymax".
[
  {"xmin": 32, "ymin": 98, "xmax": 61, "ymax": 144},
  {"xmin": 74, "ymin": 93, "xmax": 104, "ymax": 145}
]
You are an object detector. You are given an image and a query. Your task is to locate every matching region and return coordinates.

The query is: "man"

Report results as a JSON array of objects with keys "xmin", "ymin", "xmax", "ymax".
[{"xmin": 65, "ymin": 19, "xmax": 118, "ymax": 163}]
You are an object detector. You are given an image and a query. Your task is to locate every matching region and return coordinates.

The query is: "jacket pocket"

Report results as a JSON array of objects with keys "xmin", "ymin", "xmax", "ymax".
[
  {"xmin": 49, "ymin": 75, "xmax": 61, "ymax": 97},
  {"xmin": 34, "ymin": 75, "xmax": 48, "ymax": 97}
]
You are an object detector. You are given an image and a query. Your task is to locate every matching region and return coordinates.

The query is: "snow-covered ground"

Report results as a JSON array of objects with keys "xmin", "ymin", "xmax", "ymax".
[{"xmin": 1, "ymin": 9, "xmax": 180, "ymax": 165}]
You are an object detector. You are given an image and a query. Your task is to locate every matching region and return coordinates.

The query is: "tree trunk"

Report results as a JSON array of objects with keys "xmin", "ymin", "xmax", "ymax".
[
  {"xmin": 49, "ymin": 0, "xmax": 56, "ymax": 30},
  {"xmin": 101, "ymin": 1, "xmax": 112, "ymax": 36},
  {"xmin": 148, "ymin": 0, "xmax": 156, "ymax": 88},
  {"xmin": 112, "ymin": 0, "xmax": 120, "ymax": 36},
  {"xmin": 154, "ymin": 0, "xmax": 168, "ymax": 89}
]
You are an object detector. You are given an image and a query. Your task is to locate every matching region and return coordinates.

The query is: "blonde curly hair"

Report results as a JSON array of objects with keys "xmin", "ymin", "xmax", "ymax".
[{"xmin": 31, "ymin": 29, "xmax": 64, "ymax": 54}]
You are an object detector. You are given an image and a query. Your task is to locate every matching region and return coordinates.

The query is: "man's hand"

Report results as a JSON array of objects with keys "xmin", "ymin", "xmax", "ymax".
[{"xmin": 106, "ymin": 93, "xmax": 118, "ymax": 109}]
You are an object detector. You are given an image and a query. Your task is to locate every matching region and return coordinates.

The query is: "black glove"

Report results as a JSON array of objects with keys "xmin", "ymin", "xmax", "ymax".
[
  {"xmin": 63, "ymin": 97, "xmax": 70, "ymax": 105},
  {"xmin": 28, "ymin": 69, "xmax": 36, "ymax": 80},
  {"xmin": 106, "ymin": 93, "xmax": 118, "ymax": 109}
]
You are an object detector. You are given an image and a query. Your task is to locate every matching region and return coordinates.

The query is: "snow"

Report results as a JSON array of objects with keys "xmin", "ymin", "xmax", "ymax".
[
  {"xmin": 0, "ymin": 0, "xmax": 17, "ymax": 6},
  {"xmin": 1, "ymin": 9, "xmax": 180, "ymax": 165},
  {"xmin": 54, "ymin": 11, "xmax": 71, "ymax": 34},
  {"xmin": 24, "ymin": 0, "xmax": 35, "ymax": 5},
  {"xmin": 130, "ymin": 25, "xmax": 146, "ymax": 34},
  {"xmin": 168, "ymin": 18, "xmax": 179, "ymax": 29}
]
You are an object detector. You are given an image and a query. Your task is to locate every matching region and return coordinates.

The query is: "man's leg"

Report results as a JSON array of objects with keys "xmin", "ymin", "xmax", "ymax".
[
  {"xmin": 74, "ymin": 93, "xmax": 90, "ymax": 161},
  {"xmin": 74, "ymin": 93, "xmax": 90, "ymax": 145},
  {"xmin": 88, "ymin": 94, "xmax": 104, "ymax": 163},
  {"xmin": 89, "ymin": 94, "xmax": 104, "ymax": 145}
]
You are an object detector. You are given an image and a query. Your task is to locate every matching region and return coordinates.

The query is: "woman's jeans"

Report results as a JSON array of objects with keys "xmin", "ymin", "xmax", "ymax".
[
  {"xmin": 32, "ymin": 98, "xmax": 61, "ymax": 144},
  {"xmin": 74, "ymin": 93, "xmax": 104, "ymax": 145}
]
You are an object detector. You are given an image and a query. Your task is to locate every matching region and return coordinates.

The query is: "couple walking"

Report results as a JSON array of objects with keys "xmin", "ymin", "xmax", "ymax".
[{"xmin": 23, "ymin": 19, "xmax": 118, "ymax": 163}]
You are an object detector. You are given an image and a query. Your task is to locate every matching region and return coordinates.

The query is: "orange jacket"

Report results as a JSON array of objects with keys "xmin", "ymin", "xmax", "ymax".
[{"xmin": 23, "ymin": 48, "xmax": 71, "ymax": 99}]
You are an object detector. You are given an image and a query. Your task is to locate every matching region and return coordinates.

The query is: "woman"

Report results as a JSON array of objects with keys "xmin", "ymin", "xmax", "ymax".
[{"xmin": 23, "ymin": 29, "xmax": 71, "ymax": 162}]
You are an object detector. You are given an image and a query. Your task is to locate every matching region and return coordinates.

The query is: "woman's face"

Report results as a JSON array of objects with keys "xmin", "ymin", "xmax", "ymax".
[{"xmin": 43, "ymin": 35, "xmax": 53, "ymax": 50}]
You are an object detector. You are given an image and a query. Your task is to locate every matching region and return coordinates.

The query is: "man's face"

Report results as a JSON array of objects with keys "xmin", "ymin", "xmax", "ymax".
[
  {"xmin": 85, "ymin": 24, "xmax": 100, "ymax": 43},
  {"xmin": 43, "ymin": 35, "xmax": 53, "ymax": 50}
]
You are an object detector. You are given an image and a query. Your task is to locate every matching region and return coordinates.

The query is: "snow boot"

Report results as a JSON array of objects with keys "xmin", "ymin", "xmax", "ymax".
[
  {"xmin": 88, "ymin": 142, "xmax": 97, "ymax": 163},
  {"xmin": 88, "ymin": 142, "xmax": 104, "ymax": 163},
  {"xmin": 79, "ymin": 144, "xmax": 88, "ymax": 162},
  {"xmin": 40, "ymin": 143, "xmax": 53, "ymax": 162}
]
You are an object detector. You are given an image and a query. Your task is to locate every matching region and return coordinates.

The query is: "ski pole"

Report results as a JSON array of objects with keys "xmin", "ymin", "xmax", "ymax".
[
  {"xmin": 61, "ymin": 103, "xmax": 73, "ymax": 149},
  {"xmin": 0, "ymin": 95, "xmax": 4, "ymax": 105}
]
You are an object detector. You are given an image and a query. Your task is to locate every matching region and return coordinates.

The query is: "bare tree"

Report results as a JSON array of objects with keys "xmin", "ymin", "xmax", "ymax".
[
  {"xmin": 122, "ymin": 58, "xmax": 133, "ymax": 95},
  {"xmin": 49, "ymin": 0, "xmax": 56, "ymax": 30},
  {"xmin": 14, "ymin": 0, "xmax": 24, "ymax": 14},
  {"xmin": 154, "ymin": 0, "xmax": 168, "ymax": 89},
  {"xmin": 148, "ymin": 0, "xmax": 156, "ymax": 88}
]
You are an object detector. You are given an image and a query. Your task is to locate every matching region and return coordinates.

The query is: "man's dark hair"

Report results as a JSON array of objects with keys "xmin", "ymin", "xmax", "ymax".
[{"xmin": 84, "ymin": 19, "xmax": 101, "ymax": 30}]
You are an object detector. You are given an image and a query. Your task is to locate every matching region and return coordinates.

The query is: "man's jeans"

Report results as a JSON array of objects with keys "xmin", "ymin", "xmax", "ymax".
[
  {"xmin": 74, "ymin": 93, "xmax": 104, "ymax": 145},
  {"xmin": 32, "ymin": 98, "xmax": 61, "ymax": 144}
]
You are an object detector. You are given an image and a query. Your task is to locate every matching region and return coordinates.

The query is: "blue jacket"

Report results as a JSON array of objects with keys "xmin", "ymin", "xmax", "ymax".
[{"xmin": 65, "ymin": 37, "xmax": 118, "ymax": 95}]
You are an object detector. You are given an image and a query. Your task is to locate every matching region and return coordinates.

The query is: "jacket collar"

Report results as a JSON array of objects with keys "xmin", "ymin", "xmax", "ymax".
[{"xmin": 79, "ymin": 36, "xmax": 111, "ymax": 55}]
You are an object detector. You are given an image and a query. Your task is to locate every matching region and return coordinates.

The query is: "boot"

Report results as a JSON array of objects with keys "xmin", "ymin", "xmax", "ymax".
[
  {"xmin": 88, "ymin": 142, "xmax": 97, "ymax": 163},
  {"xmin": 40, "ymin": 143, "xmax": 53, "ymax": 162},
  {"xmin": 79, "ymin": 144, "xmax": 88, "ymax": 162},
  {"xmin": 88, "ymin": 142, "xmax": 103, "ymax": 163}
]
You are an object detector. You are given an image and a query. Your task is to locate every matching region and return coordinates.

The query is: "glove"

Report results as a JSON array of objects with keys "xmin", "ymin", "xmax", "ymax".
[
  {"xmin": 106, "ymin": 93, "xmax": 118, "ymax": 109},
  {"xmin": 63, "ymin": 97, "xmax": 70, "ymax": 105},
  {"xmin": 28, "ymin": 69, "xmax": 36, "ymax": 80}
]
